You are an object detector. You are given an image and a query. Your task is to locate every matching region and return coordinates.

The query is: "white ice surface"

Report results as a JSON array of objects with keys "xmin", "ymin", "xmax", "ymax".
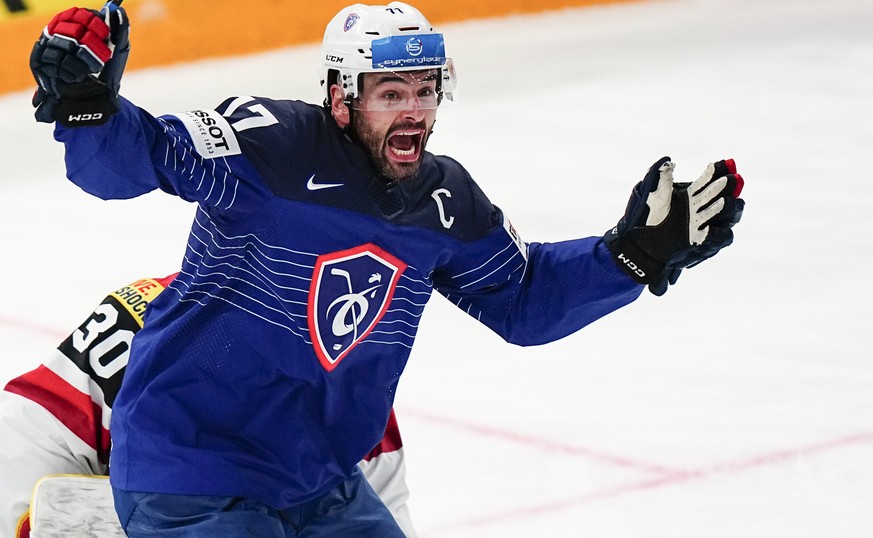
[{"xmin": 1, "ymin": 0, "xmax": 872, "ymax": 536}]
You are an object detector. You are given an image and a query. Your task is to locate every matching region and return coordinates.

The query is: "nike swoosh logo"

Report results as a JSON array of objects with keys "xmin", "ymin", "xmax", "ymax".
[{"xmin": 306, "ymin": 174, "xmax": 343, "ymax": 191}]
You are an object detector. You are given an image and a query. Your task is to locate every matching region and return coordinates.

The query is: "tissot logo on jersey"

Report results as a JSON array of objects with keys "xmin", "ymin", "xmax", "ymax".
[
  {"xmin": 308, "ymin": 244, "xmax": 407, "ymax": 372},
  {"xmin": 175, "ymin": 109, "xmax": 241, "ymax": 159}
]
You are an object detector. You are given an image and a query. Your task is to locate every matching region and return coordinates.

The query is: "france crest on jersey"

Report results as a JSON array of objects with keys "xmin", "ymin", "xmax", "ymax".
[{"xmin": 307, "ymin": 244, "xmax": 407, "ymax": 371}]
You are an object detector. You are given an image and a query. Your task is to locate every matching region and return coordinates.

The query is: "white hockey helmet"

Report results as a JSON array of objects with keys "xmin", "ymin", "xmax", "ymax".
[{"xmin": 319, "ymin": 2, "xmax": 457, "ymax": 107}]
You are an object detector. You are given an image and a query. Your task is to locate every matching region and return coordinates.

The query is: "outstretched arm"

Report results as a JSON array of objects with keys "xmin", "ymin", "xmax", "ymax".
[
  {"xmin": 435, "ymin": 225, "xmax": 643, "ymax": 346},
  {"xmin": 435, "ymin": 157, "xmax": 745, "ymax": 345}
]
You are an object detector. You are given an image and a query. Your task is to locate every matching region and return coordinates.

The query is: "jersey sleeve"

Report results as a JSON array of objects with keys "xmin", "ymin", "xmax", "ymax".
[
  {"xmin": 433, "ymin": 211, "xmax": 644, "ymax": 346},
  {"xmin": 53, "ymin": 96, "xmax": 266, "ymax": 211}
]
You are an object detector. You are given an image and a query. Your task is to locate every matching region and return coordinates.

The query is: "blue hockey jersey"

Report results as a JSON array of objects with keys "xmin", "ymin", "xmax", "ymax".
[{"xmin": 54, "ymin": 96, "xmax": 643, "ymax": 508}]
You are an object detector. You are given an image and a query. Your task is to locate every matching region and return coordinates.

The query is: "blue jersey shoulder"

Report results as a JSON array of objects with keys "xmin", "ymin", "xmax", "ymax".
[{"xmin": 214, "ymin": 96, "xmax": 501, "ymax": 243}]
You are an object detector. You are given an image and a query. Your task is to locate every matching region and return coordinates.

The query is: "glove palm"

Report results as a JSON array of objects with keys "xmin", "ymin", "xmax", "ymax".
[{"xmin": 605, "ymin": 156, "xmax": 745, "ymax": 295}]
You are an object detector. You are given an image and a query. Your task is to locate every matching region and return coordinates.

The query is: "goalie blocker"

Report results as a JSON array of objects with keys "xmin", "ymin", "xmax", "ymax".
[{"xmin": 0, "ymin": 275, "xmax": 415, "ymax": 538}]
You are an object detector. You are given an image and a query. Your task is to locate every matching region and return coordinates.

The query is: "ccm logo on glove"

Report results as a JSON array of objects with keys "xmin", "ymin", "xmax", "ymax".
[{"xmin": 604, "ymin": 156, "xmax": 745, "ymax": 296}]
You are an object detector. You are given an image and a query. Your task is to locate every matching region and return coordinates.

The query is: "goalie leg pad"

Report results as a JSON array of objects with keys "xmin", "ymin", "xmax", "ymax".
[{"xmin": 30, "ymin": 475, "xmax": 125, "ymax": 538}]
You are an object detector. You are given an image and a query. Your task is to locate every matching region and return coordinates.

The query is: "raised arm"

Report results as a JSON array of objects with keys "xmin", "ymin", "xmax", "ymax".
[{"xmin": 30, "ymin": 3, "xmax": 253, "ymax": 206}]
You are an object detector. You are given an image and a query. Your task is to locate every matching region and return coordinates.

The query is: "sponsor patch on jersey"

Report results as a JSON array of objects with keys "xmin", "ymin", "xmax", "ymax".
[
  {"xmin": 308, "ymin": 244, "xmax": 407, "ymax": 372},
  {"xmin": 110, "ymin": 278, "xmax": 168, "ymax": 327},
  {"xmin": 504, "ymin": 217, "xmax": 528, "ymax": 261},
  {"xmin": 174, "ymin": 109, "xmax": 241, "ymax": 159}
]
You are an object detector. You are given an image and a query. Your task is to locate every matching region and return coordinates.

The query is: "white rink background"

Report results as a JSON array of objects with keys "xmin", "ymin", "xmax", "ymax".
[{"xmin": 1, "ymin": 0, "xmax": 872, "ymax": 536}]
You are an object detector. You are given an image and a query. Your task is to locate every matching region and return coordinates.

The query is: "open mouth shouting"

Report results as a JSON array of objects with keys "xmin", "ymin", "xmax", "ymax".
[
  {"xmin": 350, "ymin": 110, "xmax": 435, "ymax": 181},
  {"xmin": 386, "ymin": 128, "xmax": 425, "ymax": 163}
]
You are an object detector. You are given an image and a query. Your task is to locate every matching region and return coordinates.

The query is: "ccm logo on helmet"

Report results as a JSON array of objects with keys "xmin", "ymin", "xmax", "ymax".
[{"xmin": 326, "ymin": 55, "xmax": 344, "ymax": 64}]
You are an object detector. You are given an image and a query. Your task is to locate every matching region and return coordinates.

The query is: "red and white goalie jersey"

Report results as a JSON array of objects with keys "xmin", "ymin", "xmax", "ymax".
[{"xmin": 0, "ymin": 275, "xmax": 415, "ymax": 537}]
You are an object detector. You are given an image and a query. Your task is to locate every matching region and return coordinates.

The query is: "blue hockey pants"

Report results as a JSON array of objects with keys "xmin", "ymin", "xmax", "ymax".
[{"xmin": 112, "ymin": 467, "xmax": 405, "ymax": 537}]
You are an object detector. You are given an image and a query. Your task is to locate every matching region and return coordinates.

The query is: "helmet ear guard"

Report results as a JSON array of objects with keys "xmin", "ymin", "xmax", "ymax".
[{"xmin": 319, "ymin": 2, "xmax": 457, "ymax": 108}]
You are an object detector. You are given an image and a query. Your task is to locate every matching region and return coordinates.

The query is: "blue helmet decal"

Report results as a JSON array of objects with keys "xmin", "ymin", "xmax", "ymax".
[{"xmin": 371, "ymin": 33, "xmax": 446, "ymax": 69}]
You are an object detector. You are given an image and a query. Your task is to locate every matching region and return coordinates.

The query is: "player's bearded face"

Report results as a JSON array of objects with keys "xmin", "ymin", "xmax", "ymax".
[{"xmin": 351, "ymin": 71, "xmax": 439, "ymax": 181}]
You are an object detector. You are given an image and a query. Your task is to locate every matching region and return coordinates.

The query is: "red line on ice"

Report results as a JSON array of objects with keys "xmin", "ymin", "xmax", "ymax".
[
  {"xmin": 409, "ymin": 409, "xmax": 873, "ymax": 536},
  {"xmin": 402, "ymin": 408, "xmax": 681, "ymax": 476}
]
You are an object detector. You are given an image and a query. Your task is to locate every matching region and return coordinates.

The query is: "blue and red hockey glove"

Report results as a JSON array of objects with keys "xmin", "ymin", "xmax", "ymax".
[
  {"xmin": 30, "ymin": 1, "xmax": 129, "ymax": 127},
  {"xmin": 604, "ymin": 156, "xmax": 745, "ymax": 296}
]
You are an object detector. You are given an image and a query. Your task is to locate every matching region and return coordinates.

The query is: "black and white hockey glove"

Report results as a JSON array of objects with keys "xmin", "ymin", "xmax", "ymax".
[
  {"xmin": 30, "ymin": 1, "xmax": 129, "ymax": 127},
  {"xmin": 604, "ymin": 156, "xmax": 745, "ymax": 296}
]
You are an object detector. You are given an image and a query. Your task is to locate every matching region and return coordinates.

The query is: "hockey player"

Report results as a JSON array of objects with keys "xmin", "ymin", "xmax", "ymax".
[
  {"xmin": 0, "ymin": 275, "xmax": 415, "ymax": 538},
  {"xmin": 29, "ymin": 1, "xmax": 744, "ymax": 536}
]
